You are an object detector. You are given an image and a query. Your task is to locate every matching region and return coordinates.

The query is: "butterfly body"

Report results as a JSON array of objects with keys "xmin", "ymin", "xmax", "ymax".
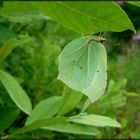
[{"xmin": 85, "ymin": 35, "xmax": 106, "ymax": 45}]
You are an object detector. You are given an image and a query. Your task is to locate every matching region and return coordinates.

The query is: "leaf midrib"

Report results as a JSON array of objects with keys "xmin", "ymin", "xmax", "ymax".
[{"xmin": 58, "ymin": 2, "xmax": 127, "ymax": 30}]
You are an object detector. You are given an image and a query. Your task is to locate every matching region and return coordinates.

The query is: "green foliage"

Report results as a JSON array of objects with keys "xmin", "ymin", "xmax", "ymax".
[
  {"xmin": 42, "ymin": 2, "xmax": 135, "ymax": 34},
  {"xmin": 91, "ymin": 78, "xmax": 128, "ymax": 114},
  {"xmin": 70, "ymin": 114, "xmax": 121, "ymax": 128},
  {"xmin": 0, "ymin": 2, "xmax": 135, "ymax": 34},
  {"xmin": 0, "ymin": 107, "xmax": 19, "ymax": 134},
  {"xmin": 43, "ymin": 122, "xmax": 101, "ymax": 136},
  {"xmin": 0, "ymin": 2, "xmax": 41, "ymax": 14},
  {"xmin": 58, "ymin": 86, "xmax": 83, "ymax": 116},
  {"xmin": 11, "ymin": 117, "xmax": 66, "ymax": 136},
  {"xmin": 26, "ymin": 96, "xmax": 62, "ymax": 125},
  {"xmin": 0, "ymin": 1, "xmax": 139, "ymax": 139},
  {"xmin": 0, "ymin": 70, "xmax": 32, "ymax": 115},
  {"xmin": 0, "ymin": 25, "xmax": 16, "ymax": 44}
]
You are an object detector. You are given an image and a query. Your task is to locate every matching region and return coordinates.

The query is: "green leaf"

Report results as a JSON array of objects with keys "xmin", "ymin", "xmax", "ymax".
[
  {"xmin": 11, "ymin": 117, "xmax": 66, "ymax": 136},
  {"xmin": 58, "ymin": 36, "xmax": 107, "ymax": 102},
  {"xmin": 0, "ymin": 3, "xmax": 50, "ymax": 23},
  {"xmin": 26, "ymin": 96, "xmax": 62, "ymax": 125},
  {"xmin": 0, "ymin": 2, "xmax": 41, "ymax": 14},
  {"xmin": 0, "ymin": 25, "xmax": 16, "ymax": 44},
  {"xmin": 130, "ymin": 131, "xmax": 140, "ymax": 139},
  {"xmin": 70, "ymin": 114, "xmax": 121, "ymax": 128},
  {"xmin": 58, "ymin": 86, "xmax": 83, "ymax": 115},
  {"xmin": 0, "ymin": 39, "xmax": 17, "ymax": 62},
  {"xmin": 125, "ymin": 92, "xmax": 139, "ymax": 97},
  {"xmin": 43, "ymin": 122, "xmax": 100, "ymax": 136},
  {"xmin": 127, "ymin": 2, "xmax": 140, "ymax": 7},
  {"xmin": 99, "ymin": 93, "xmax": 126, "ymax": 110},
  {"xmin": 41, "ymin": 2, "xmax": 135, "ymax": 34},
  {"xmin": 0, "ymin": 107, "xmax": 20, "ymax": 134},
  {"xmin": 0, "ymin": 70, "xmax": 32, "ymax": 115}
]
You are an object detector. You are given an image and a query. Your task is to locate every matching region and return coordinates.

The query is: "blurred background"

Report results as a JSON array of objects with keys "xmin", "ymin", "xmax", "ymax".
[{"xmin": 0, "ymin": 2, "xmax": 140, "ymax": 139}]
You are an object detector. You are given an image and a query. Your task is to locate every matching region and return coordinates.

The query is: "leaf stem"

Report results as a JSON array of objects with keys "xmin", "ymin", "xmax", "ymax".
[{"xmin": 81, "ymin": 98, "xmax": 92, "ymax": 113}]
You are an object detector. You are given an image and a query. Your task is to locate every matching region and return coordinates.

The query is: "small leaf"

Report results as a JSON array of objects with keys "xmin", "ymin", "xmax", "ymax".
[
  {"xmin": 0, "ymin": 39, "xmax": 17, "ymax": 62},
  {"xmin": 58, "ymin": 37, "xmax": 107, "ymax": 102},
  {"xmin": 0, "ymin": 70, "xmax": 32, "ymax": 115},
  {"xmin": 0, "ymin": 107, "xmax": 20, "ymax": 134},
  {"xmin": 58, "ymin": 86, "xmax": 83, "ymax": 115},
  {"xmin": 43, "ymin": 122, "xmax": 101, "ymax": 136},
  {"xmin": 26, "ymin": 96, "xmax": 62, "ymax": 125},
  {"xmin": 70, "ymin": 114, "xmax": 121, "ymax": 128},
  {"xmin": 42, "ymin": 2, "xmax": 135, "ymax": 34},
  {"xmin": 125, "ymin": 92, "xmax": 139, "ymax": 97}
]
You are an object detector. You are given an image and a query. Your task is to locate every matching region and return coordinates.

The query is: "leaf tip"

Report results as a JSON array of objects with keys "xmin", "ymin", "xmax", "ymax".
[{"xmin": 116, "ymin": 122, "xmax": 122, "ymax": 128}]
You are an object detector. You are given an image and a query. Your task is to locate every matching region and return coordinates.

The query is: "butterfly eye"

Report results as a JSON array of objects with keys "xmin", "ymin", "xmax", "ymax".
[{"xmin": 100, "ymin": 40, "xmax": 105, "ymax": 43}]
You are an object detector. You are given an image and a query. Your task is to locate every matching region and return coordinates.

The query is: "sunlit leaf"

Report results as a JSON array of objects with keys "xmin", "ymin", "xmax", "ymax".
[
  {"xmin": 70, "ymin": 114, "xmax": 121, "ymax": 128},
  {"xmin": 42, "ymin": 2, "xmax": 135, "ymax": 34},
  {"xmin": 0, "ymin": 70, "xmax": 32, "ymax": 115},
  {"xmin": 43, "ymin": 122, "xmax": 101, "ymax": 136},
  {"xmin": 26, "ymin": 96, "xmax": 62, "ymax": 125}
]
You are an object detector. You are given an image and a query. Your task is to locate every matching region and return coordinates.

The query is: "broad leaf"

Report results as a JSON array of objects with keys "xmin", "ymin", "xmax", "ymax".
[
  {"xmin": 70, "ymin": 114, "xmax": 121, "ymax": 128},
  {"xmin": 58, "ymin": 37, "xmax": 107, "ymax": 102},
  {"xmin": 0, "ymin": 2, "xmax": 135, "ymax": 33},
  {"xmin": 58, "ymin": 86, "xmax": 83, "ymax": 115},
  {"xmin": 0, "ymin": 107, "xmax": 20, "ymax": 134},
  {"xmin": 0, "ymin": 39, "xmax": 17, "ymax": 62},
  {"xmin": 0, "ymin": 70, "xmax": 32, "ymax": 115},
  {"xmin": 43, "ymin": 122, "xmax": 100, "ymax": 136},
  {"xmin": 26, "ymin": 96, "xmax": 62, "ymax": 125},
  {"xmin": 41, "ymin": 2, "xmax": 135, "ymax": 34}
]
